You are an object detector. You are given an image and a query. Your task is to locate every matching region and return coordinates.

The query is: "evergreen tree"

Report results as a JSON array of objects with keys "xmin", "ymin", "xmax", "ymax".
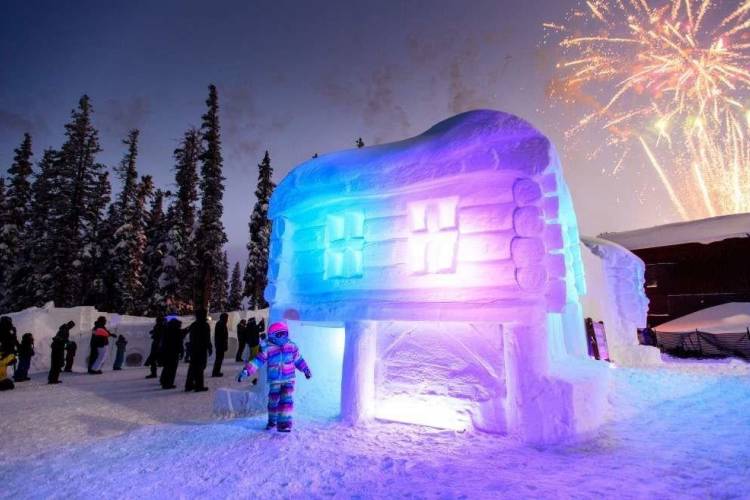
[
  {"xmin": 0, "ymin": 134, "xmax": 33, "ymax": 311},
  {"xmin": 244, "ymin": 150, "xmax": 275, "ymax": 309},
  {"xmin": 227, "ymin": 261, "xmax": 243, "ymax": 311},
  {"xmin": 142, "ymin": 189, "xmax": 168, "ymax": 314},
  {"xmin": 1, "ymin": 133, "xmax": 34, "ymax": 311},
  {"xmin": 210, "ymin": 251, "xmax": 229, "ymax": 313},
  {"xmin": 156, "ymin": 202, "xmax": 184, "ymax": 313},
  {"xmin": 110, "ymin": 130, "xmax": 141, "ymax": 313},
  {"xmin": 194, "ymin": 84, "xmax": 228, "ymax": 310},
  {"xmin": 81, "ymin": 170, "xmax": 111, "ymax": 308},
  {"xmin": 355, "ymin": 137, "xmax": 365, "ymax": 148},
  {"xmin": 51, "ymin": 95, "xmax": 105, "ymax": 307},
  {"xmin": 173, "ymin": 128, "xmax": 201, "ymax": 312},
  {"xmin": 25, "ymin": 149, "xmax": 62, "ymax": 307},
  {"xmin": 0, "ymin": 177, "xmax": 6, "ymax": 308},
  {"xmin": 110, "ymin": 131, "xmax": 153, "ymax": 314}
]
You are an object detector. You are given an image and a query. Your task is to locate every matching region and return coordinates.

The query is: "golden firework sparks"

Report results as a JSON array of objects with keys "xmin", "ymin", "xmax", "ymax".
[{"xmin": 548, "ymin": 0, "xmax": 750, "ymax": 219}]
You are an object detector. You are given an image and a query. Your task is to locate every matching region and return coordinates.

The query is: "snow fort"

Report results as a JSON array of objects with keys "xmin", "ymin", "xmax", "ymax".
[{"xmin": 266, "ymin": 110, "xmax": 609, "ymax": 444}]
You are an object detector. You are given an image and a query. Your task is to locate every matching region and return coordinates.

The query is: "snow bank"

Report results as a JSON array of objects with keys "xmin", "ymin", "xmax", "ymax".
[
  {"xmin": 654, "ymin": 302, "xmax": 750, "ymax": 334},
  {"xmin": 4, "ymin": 303, "xmax": 268, "ymax": 373}
]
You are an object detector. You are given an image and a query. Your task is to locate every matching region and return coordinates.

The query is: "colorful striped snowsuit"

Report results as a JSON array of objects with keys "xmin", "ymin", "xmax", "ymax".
[{"xmin": 243, "ymin": 332, "xmax": 310, "ymax": 430}]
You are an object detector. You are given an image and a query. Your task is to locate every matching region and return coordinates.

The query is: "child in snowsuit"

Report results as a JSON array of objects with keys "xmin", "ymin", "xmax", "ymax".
[
  {"xmin": 237, "ymin": 322, "xmax": 311, "ymax": 432},
  {"xmin": 113, "ymin": 335, "xmax": 127, "ymax": 370},
  {"xmin": 14, "ymin": 333, "xmax": 34, "ymax": 382}
]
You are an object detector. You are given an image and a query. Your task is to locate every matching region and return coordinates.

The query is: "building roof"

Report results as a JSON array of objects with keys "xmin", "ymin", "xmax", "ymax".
[
  {"xmin": 270, "ymin": 109, "xmax": 553, "ymax": 217},
  {"xmin": 599, "ymin": 213, "xmax": 750, "ymax": 250}
]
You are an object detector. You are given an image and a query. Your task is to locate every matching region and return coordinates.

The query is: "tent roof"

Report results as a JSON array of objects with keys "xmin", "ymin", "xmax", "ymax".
[
  {"xmin": 654, "ymin": 302, "xmax": 750, "ymax": 334},
  {"xmin": 599, "ymin": 213, "xmax": 750, "ymax": 250}
]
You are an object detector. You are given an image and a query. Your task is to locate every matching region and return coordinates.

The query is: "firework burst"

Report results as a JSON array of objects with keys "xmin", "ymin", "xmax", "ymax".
[{"xmin": 547, "ymin": 0, "xmax": 750, "ymax": 219}]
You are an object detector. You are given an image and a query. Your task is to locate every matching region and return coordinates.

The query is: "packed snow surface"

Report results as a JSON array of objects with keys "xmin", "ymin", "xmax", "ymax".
[
  {"xmin": 654, "ymin": 302, "xmax": 750, "ymax": 334},
  {"xmin": 600, "ymin": 212, "xmax": 750, "ymax": 250},
  {"xmin": 2, "ymin": 359, "xmax": 749, "ymax": 499}
]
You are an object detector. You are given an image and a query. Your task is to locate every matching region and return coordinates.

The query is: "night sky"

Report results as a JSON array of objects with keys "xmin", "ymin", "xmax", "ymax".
[{"xmin": 0, "ymin": 0, "xmax": 679, "ymax": 267}]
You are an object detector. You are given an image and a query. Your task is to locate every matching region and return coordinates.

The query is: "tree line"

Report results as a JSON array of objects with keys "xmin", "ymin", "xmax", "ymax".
[{"xmin": 0, "ymin": 85, "xmax": 275, "ymax": 316}]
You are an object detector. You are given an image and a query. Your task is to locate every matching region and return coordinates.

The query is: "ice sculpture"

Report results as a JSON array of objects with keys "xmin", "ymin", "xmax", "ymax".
[
  {"xmin": 266, "ymin": 110, "xmax": 609, "ymax": 444},
  {"xmin": 581, "ymin": 237, "xmax": 662, "ymax": 366}
]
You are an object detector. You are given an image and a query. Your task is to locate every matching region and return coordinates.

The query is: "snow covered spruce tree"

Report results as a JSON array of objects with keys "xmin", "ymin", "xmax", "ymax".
[
  {"xmin": 155, "ymin": 202, "xmax": 183, "ymax": 313},
  {"xmin": 172, "ymin": 128, "xmax": 202, "ymax": 312},
  {"xmin": 227, "ymin": 261, "xmax": 243, "ymax": 310},
  {"xmin": 24, "ymin": 149, "xmax": 62, "ymax": 307},
  {"xmin": 194, "ymin": 84, "xmax": 228, "ymax": 310},
  {"xmin": 141, "ymin": 189, "xmax": 169, "ymax": 315},
  {"xmin": 109, "ymin": 130, "xmax": 154, "ymax": 314},
  {"xmin": 81, "ymin": 170, "xmax": 111, "ymax": 308},
  {"xmin": 0, "ymin": 176, "xmax": 6, "ymax": 308},
  {"xmin": 210, "ymin": 251, "xmax": 229, "ymax": 313},
  {"xmin": 0, "ymin": 133, "xmax": 34, "ymax": 311},
  {"xmin": 243, "ymin": 150, "xmax": 275, "ymax": 309},
  {"xmin": 50, "ymin": 96, "xmax": 108, "ymax": 307}
]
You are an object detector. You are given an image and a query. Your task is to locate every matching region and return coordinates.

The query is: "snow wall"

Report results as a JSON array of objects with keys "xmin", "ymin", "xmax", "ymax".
[
  {"xmin": 265, "ymin": 110, "xmax": 609, "ymax": 444},
  {"xmin": 3, "ymin": 302, "xmax": 268, "ymax": 374},
  {"xmin": 580, "ymin": 237, "xmax": 662, "ymax": 367}
]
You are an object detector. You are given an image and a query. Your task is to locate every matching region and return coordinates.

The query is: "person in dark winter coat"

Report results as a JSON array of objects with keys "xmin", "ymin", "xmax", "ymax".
[
  {"xmin": 235, "ymin": 319, "xmax": 247, "ymax": 362},
  {"xmin": 184, "ymin": 309, "xmax": 212, "ymax": 392},
  {"xmin": 113, "ymin": 335, "xmax": 127, "ymax": 370},
  {"xmin": 14, "ymin": 333, "xmax": 34, "ymax": 382},
  {"xmin": 0, "ymin": 316, "xmax": 18, "ymax": 359},
  {"xmin": 64, "ymin": 340, "xmax": 77, "ymax": 372},
  {"xmin": 159, "ymin": 317, "xmax": 184, "ymax": 389},
  {"xmin": 145, "ymin": 316, "xmax": 165, "ymax": 379},
  {"xmin": 212, "ymin": 313, "xmax": 229, "ymax": 377},
  {"xmin": 89, "ymin": 317, "xmax": 113, "ymax": 374},
  {"xmin": 246, "ymin": 318, "xmax": 262, "ymax": 359},
  {"xmin": 48, "ymin": 329, "xmax": 69, "ymax": 384}
]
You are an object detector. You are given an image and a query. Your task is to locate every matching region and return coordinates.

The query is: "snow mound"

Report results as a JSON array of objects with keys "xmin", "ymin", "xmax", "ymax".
[{"xmin": 654, "ymin": 302, "xmax": 750, "ymax": 334}]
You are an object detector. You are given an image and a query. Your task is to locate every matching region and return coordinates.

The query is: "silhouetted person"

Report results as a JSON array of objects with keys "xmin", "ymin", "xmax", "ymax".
[
  {"xmin": 48, "ymin": 329, "xmax": 68, "ymax": 384},
  {"xmin": 14, "ymin": 333, "xmax": 34, "ymax": 382},
  {"xmin": 184, "ymin": 309, "xmax": 212, "ymax": 392},
  {"xmin": 212, "ymin": 313, "xmax": 229, "ymax": 377},
  {"xmin": 159, "ymin": 317, "xmax": 183, "ymax": 389},
  {"xmin": 64, "ymin": 339, "xmax": 77, "ymax": 372},
  {"xmin": 247, "ymin": 318, "xmax": 261, "ymax": 359},
  {"xmin": 113, "ymin": 335, "xmax": 127, "ymax": 370},
  {"xmin": 0, "ymin": 316, "xmax": 18, "ymax": 359},
  {"xmin": 145, "ymin": 315, "xmax": 165, "ymax": 378},
  {"xmin": 235, "ymin": 319, "xmax": 247, "ymax": 362}
]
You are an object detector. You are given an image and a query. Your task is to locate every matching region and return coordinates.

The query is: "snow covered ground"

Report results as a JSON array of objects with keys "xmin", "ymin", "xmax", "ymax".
[{"xmin": 2, "ymin": 360, "xmax": 749, "ymax": 499}]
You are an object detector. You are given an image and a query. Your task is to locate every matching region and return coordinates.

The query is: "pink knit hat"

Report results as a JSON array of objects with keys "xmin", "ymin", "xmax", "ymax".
[{"xmin": 268, "ymin": 321, "xmax": 288, "ymax": 336}]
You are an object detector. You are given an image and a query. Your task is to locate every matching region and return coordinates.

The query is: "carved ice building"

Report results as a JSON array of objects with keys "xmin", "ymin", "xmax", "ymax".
[{"xmin": 265, "ymin": 110, "xmax": 609, "ymax": 444}]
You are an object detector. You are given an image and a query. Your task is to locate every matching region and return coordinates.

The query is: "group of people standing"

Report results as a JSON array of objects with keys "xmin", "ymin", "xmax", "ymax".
[
  {"xmin": 141, "ymin": 311, "xmax": 266, "ymax": 392},
  {"xmin": 0, "ymin": 311, "xmax": 262, "ymax": 390}
]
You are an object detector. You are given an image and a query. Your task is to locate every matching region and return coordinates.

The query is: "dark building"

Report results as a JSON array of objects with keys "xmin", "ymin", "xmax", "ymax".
[{"xmin": 600, "ymin": 214, "xmax": 750, "ymax": 327}]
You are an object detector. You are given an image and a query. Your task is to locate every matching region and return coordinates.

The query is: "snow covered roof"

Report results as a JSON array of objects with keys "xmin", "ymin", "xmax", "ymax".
[
  {"xmin": 270, "ymin": 110, "xmax": 553, "ymax": 216},
  {"xmin": 654, "ymin": 302, "xmax": 750, "ymax": 334},
  {"xmin": 599, "ymin": 213, "xmax": 750, "ymax": 250}
]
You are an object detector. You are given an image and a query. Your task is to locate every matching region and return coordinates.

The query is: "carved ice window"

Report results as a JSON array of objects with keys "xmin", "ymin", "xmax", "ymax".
[
  {"xmin": 325, "ymin": 211, "xmax": 364, "ymax": 279},
  {"xmin": 408, "ymin": 198, "xmax": 458, "ymax": 274}
]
